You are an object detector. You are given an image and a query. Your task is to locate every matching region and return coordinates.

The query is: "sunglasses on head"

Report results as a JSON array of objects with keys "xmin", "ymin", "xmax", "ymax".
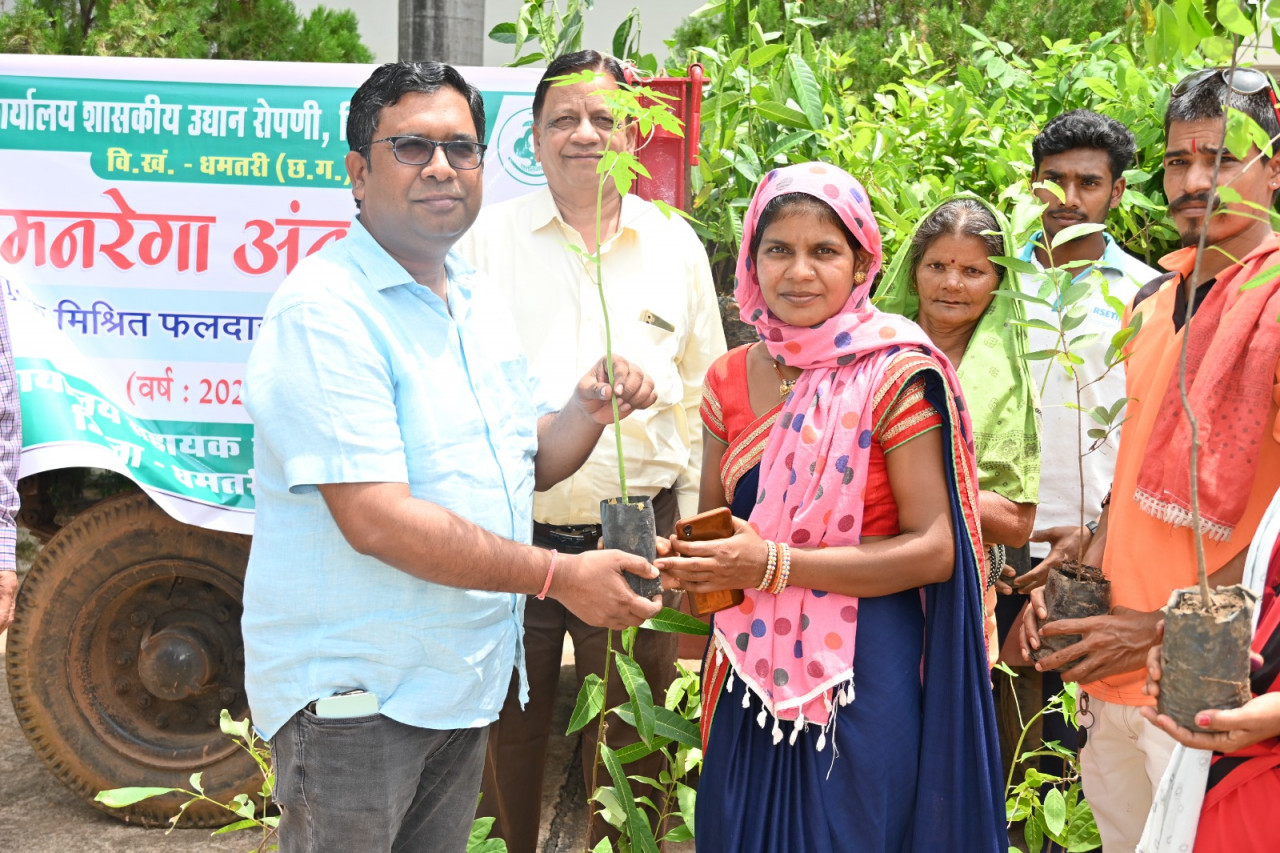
[
  {"xmin": 1173, "ymin": 67, "xmax": 1280, "ymax": 141},
  {"xmin": 1172, "ymin": 66, "xmax": 1276, "ymax": 97}
]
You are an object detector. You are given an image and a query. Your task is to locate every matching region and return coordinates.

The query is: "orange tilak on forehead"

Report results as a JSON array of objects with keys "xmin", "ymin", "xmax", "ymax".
[{"xmin": 1192, "ymin": 138, "xmax": 1197, "ymax": 154}]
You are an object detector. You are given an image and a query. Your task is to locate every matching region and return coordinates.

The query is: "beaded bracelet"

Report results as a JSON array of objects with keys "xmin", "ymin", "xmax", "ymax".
[
  {"xmin": 769, "ymin": 542, "xmax": 792, "ymax": 595},
  {"xmin": 758, "ymin": 540, "xmax": 778, "ymax": 591}
]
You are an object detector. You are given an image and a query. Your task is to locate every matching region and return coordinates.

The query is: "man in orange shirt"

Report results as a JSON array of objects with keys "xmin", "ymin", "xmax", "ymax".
[{"xmin": 1023, "ymin": 68, "xmax": 1280, "ymax": 851}]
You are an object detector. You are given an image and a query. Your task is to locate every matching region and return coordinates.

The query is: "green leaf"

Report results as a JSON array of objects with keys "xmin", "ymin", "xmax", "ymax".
[
  {"xmin": 612, "ymin": 9, "xmax": 640, "ymax": 59},
  {"xmin": 614, "ymin": 653, "xmax": 656, "ymax": 746},
  {"xmin": 787, "ymin": 53, "xmax": 824, "ymax": 132},
  {"xmin": 765, "ymin": 129, "xmax": 816, "ymax": 161},
  {"xmin": 219, "ymin": 710, "xmax": 251, "ymax": 742},
  {"xmin": 1024, "ymin": 813, "xmax": 1045, "ymax": 853},
  {"xmin": 650, "ymin": 198, "xmax": 691, "ymax": 221},
  {"xmin": 1033, "ymin": 179, "xmax": 1065, "ymax": 205},
  {"xmin": 601, "ymin": 746, "xmax": 659, "ymax": 853},
  {"xmin": 1080, "ymin": 76, "xmax": 1118, "ymax": 100},
  {"xmin": 642, "ymin": 606, "xmax": 711, "ymax": 635},
  {"xmin": 567, "ymin": 673, "xmax": 605, "ymax": 734},
  {"xmin": 228, "ymin": 793, "xmax": 255, "ymax": 820},
  {"xmin": 1145, "ymin": 3, "xmax": 1181, "ymax": 65},
  {"xmin": 689, "ymin": 0, "xmax": 725, "ymax": 18},
  {"xmin": 1225, "ymin": 108, "xmax": 1273, "ymax": 160},
  {"xmin": 487, "ymin": 22, "xmax": 517, "ymax": 45},
  {"xmin": 95, "ymin": 787, "xmax": 179, "ymax": 808},
  {"xmin": 211, "ymin": 818, "xmax": 261, "ymax": 835},
  {"xmin": 662, "ymin": 823, "xmax": 695, "ymax": 843},
  {"xmin": 754, "ymin": 100, "xmax": 810, "ymax": 130},
  {"xmin": 1008, "ymin": 317, "xmax": 1061, "ymax": 333},
  {"xmin": 612, "ymin": 736, "xmax": 670, "ymax": 765},
  {"xmin": 1217, "ymin": 0, "xmax": 1257, "ymax": 37},
  {"xmin": 1061, "ymin": 309, "xmax": 1087, "ymax": 332},
  {"xmin": 1067, "ymin": 332, "xmax": 1099, "ymax": 349},
  {"xmin": 676, "ymin": 780, "xmax": 697, "ymax": 829},
  {"xmin": 1201, "ymin": 35, "xmax": 1237, "ymax": 63},
  {"xmin": 468, "ymin": 842, "xmax": 506, "ymax": 853},
  {"xmin": 510, "ymin": 52, "xmax": 546, "ymax": 68},
  {"xmin": 1050, "ymin": 222, "xmax": 1105, "ymax": 250},
  {"xmin": 188, "ymin": 772, "xmax": 204, "ymax": 794},
  {"xmin": 749, "ymin": 43, "xmax": 789, "ymax": 68},
  {"xmin": 956, "ymin": 64, "xmax": 984, "ymax": 95},
  {"xmin": 612, "ymin": 705, "xmax": 702, "ymax": 748},
  {"xmin": 992, "ymin": 290, "xmax": 1053, "ymax": 308},
  {"xmin": 990, "ymin": 256, "xmax": 1041, "ymax": 275},
  {"xmin": 1064, "ymin": 802, "xmax": 1102, "ymax": 851},
  {"xmin": 1237, "ymin": 261, "xmax": 1280, "ymax": 292},
  {"xmin": 593, "ymin": 786, "xmax": 628, "ymax": 830},
  {"xmin": 557, "ymin": 10, "xmax": 584, "ymax": 56}
]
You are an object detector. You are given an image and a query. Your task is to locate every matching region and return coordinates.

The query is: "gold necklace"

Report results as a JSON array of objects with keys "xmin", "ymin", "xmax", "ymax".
[{"xmin": 771, "ymin": 359, "xmax": 796, "ymax": 400}]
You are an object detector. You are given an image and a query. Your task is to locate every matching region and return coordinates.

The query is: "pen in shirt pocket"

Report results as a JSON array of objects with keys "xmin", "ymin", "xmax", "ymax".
[{"xmin": 639, "ymin": 309, "xmax": 675, "ymax": 332}]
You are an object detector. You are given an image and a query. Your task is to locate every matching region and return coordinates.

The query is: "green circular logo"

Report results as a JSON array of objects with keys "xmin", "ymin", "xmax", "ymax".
[{"xmin": 497, "ymin": 108, "xmax": 543, "ymax": 186}]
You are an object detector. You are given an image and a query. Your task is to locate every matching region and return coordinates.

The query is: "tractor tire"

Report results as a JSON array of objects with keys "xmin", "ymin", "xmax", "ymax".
[{"xmin": 5, "ymin": 492, "xmax": 257, "ymax": 827}]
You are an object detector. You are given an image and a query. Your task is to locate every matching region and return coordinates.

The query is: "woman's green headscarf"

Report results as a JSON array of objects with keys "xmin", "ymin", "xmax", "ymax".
[{"xmin": 876, "ymin": 193, "xmax": 1040, "ymax": 504}]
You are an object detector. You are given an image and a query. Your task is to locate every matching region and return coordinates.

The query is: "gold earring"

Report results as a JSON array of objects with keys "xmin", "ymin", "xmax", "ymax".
[{"xmin": 854, "ymin": 270, "xmax": 867, "ymax": 284}]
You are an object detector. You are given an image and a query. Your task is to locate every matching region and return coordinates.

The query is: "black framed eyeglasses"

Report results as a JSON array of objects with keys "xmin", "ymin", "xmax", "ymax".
[
  {"xmin": 1173, "ymin": 67, "xmax": 1280, "ymax": 130},
  {"xmin": 364, "ymin": 135, "xmax": 487, "ymax": 170}
]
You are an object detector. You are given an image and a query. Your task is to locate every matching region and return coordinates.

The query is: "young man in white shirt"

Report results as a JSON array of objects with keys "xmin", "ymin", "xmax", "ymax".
[{"xmin": 1013, "ymin": 109, "xmax": 1160, "ymax": 591}]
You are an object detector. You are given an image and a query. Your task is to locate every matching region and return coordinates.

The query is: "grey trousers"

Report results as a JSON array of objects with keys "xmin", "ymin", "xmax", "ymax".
[{"xmin": 272, "ymin": 709, "xmax": 488, "ymax": 853}]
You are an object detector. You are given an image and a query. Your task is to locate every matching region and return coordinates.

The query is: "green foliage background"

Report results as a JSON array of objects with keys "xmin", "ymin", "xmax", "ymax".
[
  {"xmin": 671, "ymin": 0, "xmax": 1141, "ymax": 97},
  {"xmin": 671, "ymin": 0, "xmax": 1270, "ymax": 289},
  {"xmin": 0, "ymin": 0, "xmax": 372, "ymax": 61}
]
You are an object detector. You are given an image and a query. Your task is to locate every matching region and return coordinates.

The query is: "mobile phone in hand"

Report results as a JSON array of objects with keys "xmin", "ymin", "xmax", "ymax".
[{"xmin": 675, "ymin": 507, "xmax": 745, "ymax": 617}]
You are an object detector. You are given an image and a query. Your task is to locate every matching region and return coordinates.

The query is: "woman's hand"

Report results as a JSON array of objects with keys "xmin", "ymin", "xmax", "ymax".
[
  {"xmin": 1141, "ymin": 690, "xmax": 1280, "ymax": 753},
  {"xmin": 656, "ymin": 516, "xmax": 768, "ymax": 593},
  {"xmin": 1139, "ymin": 625, "xmax": 1276, "ymax": 752}
]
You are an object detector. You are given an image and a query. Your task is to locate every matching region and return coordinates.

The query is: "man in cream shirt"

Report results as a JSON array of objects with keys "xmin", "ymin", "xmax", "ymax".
[{"xmin": 457, "ymin": 49, "xmax": 725, "ymax": 852}]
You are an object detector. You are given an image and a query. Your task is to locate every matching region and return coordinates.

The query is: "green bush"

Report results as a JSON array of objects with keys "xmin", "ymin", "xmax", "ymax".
[{"xmin": 682, "ymin": 2, "xmax": 1199, "ymax": 291}]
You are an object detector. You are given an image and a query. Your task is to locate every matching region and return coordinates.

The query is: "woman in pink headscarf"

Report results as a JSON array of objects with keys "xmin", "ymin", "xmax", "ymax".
[{"xmin": 658, "ymin": 163, "xmax": 1003, "ymax": 851}]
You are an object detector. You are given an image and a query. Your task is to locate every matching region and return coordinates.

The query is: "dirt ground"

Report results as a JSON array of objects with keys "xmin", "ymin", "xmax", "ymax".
[
  {"xmin": 0, "ymin": 637, "xmax": 250, "ymax": 851},
  {"xmin": 0, "ymin": 632, "xmax": 690, "ymax": 852},
  {"xmin": 1, "ymin": 524, "xmax": 694, "ymax": 852}
]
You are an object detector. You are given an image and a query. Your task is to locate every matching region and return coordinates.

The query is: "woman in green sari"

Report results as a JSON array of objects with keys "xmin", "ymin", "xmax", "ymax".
[{"xmin": 877, "ymin": 195, "xmax": 1041, "ymax": 658}]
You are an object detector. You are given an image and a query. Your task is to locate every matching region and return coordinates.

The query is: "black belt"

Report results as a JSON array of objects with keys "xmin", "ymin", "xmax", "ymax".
[{"xmin": 532, "ymin": 521, "xmax": 602, "ymax": 554}]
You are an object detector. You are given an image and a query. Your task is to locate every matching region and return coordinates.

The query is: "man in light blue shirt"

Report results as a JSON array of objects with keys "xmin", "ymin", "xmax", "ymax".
[{"xmin": 242, "ymin": 61, "xmax": 662, "ymax": 853}]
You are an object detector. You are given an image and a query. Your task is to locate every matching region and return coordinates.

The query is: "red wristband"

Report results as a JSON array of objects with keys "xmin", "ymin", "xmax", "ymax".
[{"xmin": 537, "ymin": 550, "xmax": 558, "ymax": 600}]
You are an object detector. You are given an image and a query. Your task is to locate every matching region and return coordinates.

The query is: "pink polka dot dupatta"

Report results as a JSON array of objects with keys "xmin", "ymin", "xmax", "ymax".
[{"xmin": 716, "ymin": 162, "xmax": 966, "ymax": 731}]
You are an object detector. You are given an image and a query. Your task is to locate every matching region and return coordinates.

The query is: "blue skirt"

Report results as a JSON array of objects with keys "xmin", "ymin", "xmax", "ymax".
[
  {"xmin": 698, "ymin": 369, "xmax": 1005, "ymax": 852},
  {"xmin": 697, "ymin": 590, "xmax": 924, "ymax": 852}
]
